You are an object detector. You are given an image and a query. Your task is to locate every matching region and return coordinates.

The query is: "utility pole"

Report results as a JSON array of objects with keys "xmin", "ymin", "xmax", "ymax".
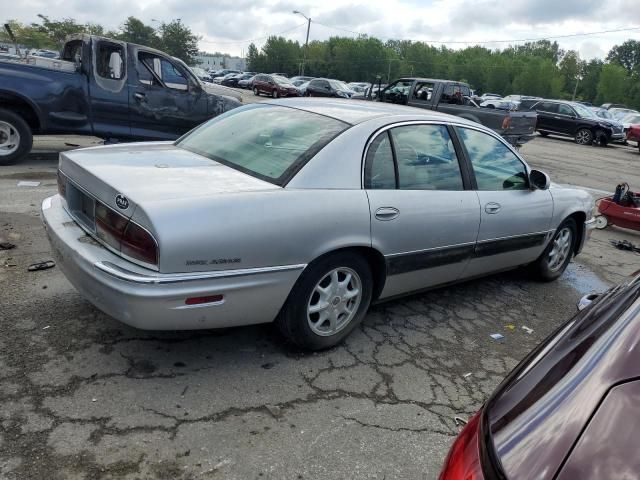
[
  {"xmin": 293, "ymin": 11, "xmax": 311, "ymax": 76},
  {"xmin": 572, "ymin": 75, "xmax": 580, "ymax": 101}
]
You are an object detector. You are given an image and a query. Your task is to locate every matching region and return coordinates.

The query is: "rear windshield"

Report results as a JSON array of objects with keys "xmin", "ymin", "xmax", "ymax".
[{"xmin": 176, "ymin": 105, "xmax": 349, "ymax": 185}]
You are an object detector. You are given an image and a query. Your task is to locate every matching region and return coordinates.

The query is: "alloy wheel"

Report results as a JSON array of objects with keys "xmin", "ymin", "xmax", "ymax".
[
  {"xmin": 307, "ymin": 267, "xmax": 362, "ymax": 337},
  {"xmin": 576, "ymin": 129, "xmax": 592, "ymax": 145},
  {"xmin": 0, "ymin": 121, "xmax": 20, "ymax": 157},
  {"xmin": 548, "ymin": 227, "xmax": 573, "ymax": 272}
]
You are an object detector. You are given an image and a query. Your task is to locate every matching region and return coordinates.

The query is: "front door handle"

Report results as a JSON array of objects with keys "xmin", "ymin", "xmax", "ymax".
[
  {"xmin": 375, "ymin": 207, "xmax": 400, "ymax": 221},
  {"xmin": 134, "ymin": 92, "xmax": 146, "ymax": 102},
  {"xmin": 485, "ymin": 202, "xmax": 501, "ymax": 214}
]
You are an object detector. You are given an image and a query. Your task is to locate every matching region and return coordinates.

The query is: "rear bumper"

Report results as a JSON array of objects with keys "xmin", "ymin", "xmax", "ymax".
[{"xmin": 41, "ymin": 195, "xmax": 304, "ymax": 330}]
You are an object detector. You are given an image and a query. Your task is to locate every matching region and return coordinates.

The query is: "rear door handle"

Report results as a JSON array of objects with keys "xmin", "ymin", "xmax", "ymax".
[
  {"xmin": 485, "ymin": 202, "xmax": 501, "ymax": 214},
  {"xmin": 134, "ymin": 92, "xmax": 146, "ymax": 102},
  {"xmin": 375, "ymin": 207, "xmax": 400, "ymax": 221}
]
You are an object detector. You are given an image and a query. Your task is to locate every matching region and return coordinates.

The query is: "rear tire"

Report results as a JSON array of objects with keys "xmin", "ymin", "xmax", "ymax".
[
  {"xmin": 272, "ymin": 90, "xmax": 279, "ymax": 99},
  {"xmin": 276, "ymin": 252, "xmax": 373, "ymax": 350},
  {"xmin": 575, "ymin": 128, "xmax": 593, "ymax": 145},
  {"xmin": 529, "ymin": 218, "xmax": 577, "ymax": 281},
  {"xmin": 0, "ymin": 109, "xmax": 32, "ymax": 166}
]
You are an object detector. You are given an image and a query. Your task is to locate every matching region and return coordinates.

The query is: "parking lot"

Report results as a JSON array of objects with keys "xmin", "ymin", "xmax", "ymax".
[{"xmin": 1, "ymin": 133, "xmax": 639, "ymax": 480}]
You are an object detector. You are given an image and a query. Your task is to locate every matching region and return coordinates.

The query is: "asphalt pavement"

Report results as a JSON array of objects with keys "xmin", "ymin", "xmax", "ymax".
[{"xmin": 1, "ymin": 134, "xmax": 639, "ymax": 479}]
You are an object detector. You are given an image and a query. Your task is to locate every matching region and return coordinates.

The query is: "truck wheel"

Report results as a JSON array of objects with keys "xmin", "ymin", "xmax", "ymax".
[
  {"xmin": 575, "ymin": 128, "xmax": 593, "ymax": 145},
  {"xmin": 0, "ymin": 109, "xmax": 32, "ymax": 166}
]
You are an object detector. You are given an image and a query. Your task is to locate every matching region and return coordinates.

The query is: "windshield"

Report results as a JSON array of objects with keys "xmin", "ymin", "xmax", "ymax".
[
  {"xmin": 573, "ymin": 104, "xmax": 596, "ymax": 119},
  {"xmin": 176, "ymin": 105, "xmax": 349, "ymax": 185},
  {"xmin": 328, "ymin": 80, "xmax": 349, "ymax": 91},
  {"xmin": 273, "ymin": 76, "xmax": 291, "ymax": 85}
]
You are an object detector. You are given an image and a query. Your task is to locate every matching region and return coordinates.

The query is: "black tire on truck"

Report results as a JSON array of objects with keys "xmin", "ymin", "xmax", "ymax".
[{"xmin": 0, "ymin": 109, "xmax": 33, "ymax": 166}]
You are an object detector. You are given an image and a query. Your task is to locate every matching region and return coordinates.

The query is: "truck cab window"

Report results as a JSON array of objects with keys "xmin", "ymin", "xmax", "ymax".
[
  {"xmin": 138, "ymin": 53, "xmax": 188, "ymax": 91},
  {"xmin": 413, "ymin": 82, "xmax": 434, "ymax": 101},
  {"xmin": 96, "ymin": 42, "xmax": 124, "ymax": 80},
  {"xmin": 442, "ymin": 85, "xmax": 464, "ymax": 105}
]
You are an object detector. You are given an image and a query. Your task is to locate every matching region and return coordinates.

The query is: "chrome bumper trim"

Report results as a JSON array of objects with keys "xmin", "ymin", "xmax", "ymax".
[{"xmin": 94, "ymin": 261, "xmax": 307, "ymax": 284}]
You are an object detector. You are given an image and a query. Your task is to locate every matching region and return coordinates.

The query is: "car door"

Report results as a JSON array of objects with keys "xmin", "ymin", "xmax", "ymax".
[
  {"xmin": 365, "ymin": 123, "xmax": 481, "ymax": 298},
  {"xmin": 129, "ymin": 50, "xmax": 209, "ymax": 139},
  {"xmin": 534, "ymin": 101, "xmax": 559, "ymax": 132},
  {"xmin": 554, "ymin": 104, "xmax": 578, "ymax": 135},
  {"xmin": 455, "ymin": 126, "xmax": 553, "ymax": 278}
]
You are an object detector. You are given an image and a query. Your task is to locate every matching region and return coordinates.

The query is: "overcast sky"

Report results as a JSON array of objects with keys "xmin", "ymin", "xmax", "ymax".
[{"xmin": 3, "ymin": 0, "xmax": 640, "ymax": 59}]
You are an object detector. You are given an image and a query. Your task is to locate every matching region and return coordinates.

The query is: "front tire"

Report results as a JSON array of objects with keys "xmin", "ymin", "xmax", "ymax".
[
  {"xmin": 253, "ymin": 87, "xmax": 260, "ymax": 96},
  {"xmin": 272, "ymin": 90, "xmax": 279, "ymax": 98},
  {"xmin": 530, "ymin": 218, "xmax": 577, "ymax": 281},
  {"xmin": 575, "ymin": 128, "xmax": 593, "ymax": 146},
  {"xmin": 0, "ymin": 109, "xmax": 32, "ymax": 166},
  {"xmin": 276, "ymin": 252, "xmax": 373, "ymax": 350}
]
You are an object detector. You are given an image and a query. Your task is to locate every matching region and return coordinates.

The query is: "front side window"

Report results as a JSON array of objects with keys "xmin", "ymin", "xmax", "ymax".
[
  {"xmin": 177, "ymin": 105, "xmax": 349, "ymax": 185},
  {"xmin": 390, "ymin": 124, "xmax": 463, "ymax": 190},
  {"xmin": 138, "ymin": 52, "xmax": 188, "ymax": 90},
  {"xmin": 558, "ymin": 104, "xmax": 575, "ymax": 116},
  {"xmin": 413, "ymin": 81, "xmax": 434, "ymax": 101},
  {"xmin": 457, "ymin": 127, "xmax": 528, "ymax": 191}
]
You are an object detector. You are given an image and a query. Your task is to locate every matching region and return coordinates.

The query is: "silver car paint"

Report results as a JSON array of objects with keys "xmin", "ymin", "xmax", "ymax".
[{"xmin": 46, "ymin": 100, "xmax": 594, "ymax": 330}]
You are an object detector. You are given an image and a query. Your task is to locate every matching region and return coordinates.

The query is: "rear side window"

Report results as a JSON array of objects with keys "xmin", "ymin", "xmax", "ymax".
[
  {"xmin": 96, "ymin": 42, "xmax": 124, "ymax": 80},
  {"xmin": 457, "ymin": 127, "xmax": 528, "ymax": 191},
  {"xmin": 364, "ymin": 133, "xmax": 396, "ymax": 189},
  {"xmin": 177, "ymin": 105, "xmax": 349, "ymax": 186},
  {"xmin": 538, "ymin": 102, "xmax": 558, "ymax": 113},
  {"xmin": 365, "ymin": 124, "xmax": 464, "ymax": 191}
]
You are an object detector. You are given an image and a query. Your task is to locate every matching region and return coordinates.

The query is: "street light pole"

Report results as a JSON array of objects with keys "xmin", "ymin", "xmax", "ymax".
[{"xmin": 293, "ymin": 11, "xmax": 311, "ymax": 76}]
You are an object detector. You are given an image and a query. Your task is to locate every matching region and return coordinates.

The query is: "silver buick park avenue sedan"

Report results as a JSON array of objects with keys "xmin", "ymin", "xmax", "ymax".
[{"xmin": 42, "ymin": 99, "xmax": 595, "ymax": 350}]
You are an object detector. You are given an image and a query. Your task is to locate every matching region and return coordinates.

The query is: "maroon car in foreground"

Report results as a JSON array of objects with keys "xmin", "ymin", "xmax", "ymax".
[{"xmin": 440, "ymin": 273, "xmax": 640, "ymax": 479}]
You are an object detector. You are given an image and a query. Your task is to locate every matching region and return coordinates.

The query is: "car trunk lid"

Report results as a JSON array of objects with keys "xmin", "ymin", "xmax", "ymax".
[{"xmin": 59, "ymin": 141, "xmax": 279, "ymax": 219}]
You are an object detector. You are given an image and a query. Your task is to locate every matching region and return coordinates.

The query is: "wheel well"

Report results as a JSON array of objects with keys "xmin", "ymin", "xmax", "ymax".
[
  {"xmin": 311, "ymin": 246, "xmax": 387, "ymax": 301},
  {"xmin": 0, "ymin": 93, "xmax": 40, "ymax": 132},
  {"xmin": 567, "ymin": 211, "xmax": 586, "ymax": 254}
]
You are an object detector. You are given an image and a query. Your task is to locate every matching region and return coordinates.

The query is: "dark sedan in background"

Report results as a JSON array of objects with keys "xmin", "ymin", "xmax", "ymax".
[
  {"xmin": 440, "ymin": 273, "xmax": 640, "ymax": 479},
  {"xmin": 305, "ymin": 78, "xmax": 356, "ymax": 98}
]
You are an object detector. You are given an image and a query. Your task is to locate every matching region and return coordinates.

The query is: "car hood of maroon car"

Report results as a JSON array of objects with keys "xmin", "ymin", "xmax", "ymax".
[{"xmin": 484, "ymin": 276, "xmax": 640, "ymax": 479}]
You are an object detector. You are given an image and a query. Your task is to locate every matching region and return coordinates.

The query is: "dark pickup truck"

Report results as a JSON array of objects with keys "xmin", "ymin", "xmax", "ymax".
[
  {"xmin": 377, "ymin": 78, "xmax": 537, "ymax": 146},
  {"xmin": 0, "ymin": 34, "xmax": 241, "ymax": 165}
]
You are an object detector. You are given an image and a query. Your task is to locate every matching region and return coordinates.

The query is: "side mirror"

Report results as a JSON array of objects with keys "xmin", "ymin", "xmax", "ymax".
[{"xmin": 529, "ymin": 169, "xmax": 550, "ymax": 190}]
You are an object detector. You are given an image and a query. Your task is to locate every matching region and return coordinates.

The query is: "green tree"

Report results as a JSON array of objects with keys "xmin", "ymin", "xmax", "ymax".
[
  {"xmin": 116, "ymin": 17, "xmax": 159, "ymax": 48},
  {"xmin": 259, "ymin": 36, "xmax": 300, "ymax": 76},
  {"xmin": 559, "ymin": 50, "xmax": 580, "ymax": 95},
  {"xmin": 246, "ymin": 43, "xmax": 263, "ymax": 72},
  {"xmin": 596, "ymin": 64, "xmax": 629, "ymax": 105},
  {"xmin": 158, "ymin": 19, "xmax": 199, "ymax": 65},
  {"xmin": 606, "ymin": 40, "xmax": 640, "ymax": 76}
]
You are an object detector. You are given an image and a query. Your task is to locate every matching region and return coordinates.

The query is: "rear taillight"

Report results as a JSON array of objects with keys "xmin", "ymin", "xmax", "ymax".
[
  {"xmin": 57, "ymin": 171, "xmax": 67, "ymax": 198},
  {"xmin": 121, "ymin": 221, "xmax": 158, "ymax": 266},
  {"xmin": 439, "ymin": 411, "xmax": 484, "ymax": 480},
  {"xmin": 95, "ymin": 202, "xmax": 128, "ymax": 250},
  {"xmin": 94, "ymin": 201, "xmax": 158, "ymax": 267}
]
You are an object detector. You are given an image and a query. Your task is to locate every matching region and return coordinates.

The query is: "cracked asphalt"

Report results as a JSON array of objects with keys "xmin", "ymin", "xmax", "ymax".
[{"xmin": 1, "ymin": 135, "xmax": 640, "ymax": 479}]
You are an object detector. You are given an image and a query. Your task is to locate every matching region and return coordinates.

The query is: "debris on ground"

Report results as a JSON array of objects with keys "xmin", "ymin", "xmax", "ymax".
[
  {"xmin": 42, "ymin": 326, "xmax": 50, "ymax": 330},
  {"xmin": 463, "ymin": 372, "xmax": 472, "ymax": 378},
  {"xmin": 610, "ymin": 239, "xmax": 640, "ymax": 253},
  {"xmin": 454, "ymin": 416, "xmax": 468, "ymax": 426},
  {"xmin": 17, "ymin": 181, "xmax": 41, "ymax": 187},
  {"xmin": 27, "ymin": 260, "xmax": 55, "ymax": 272},
  {"xmin": 505, "ymin": 324, "xmax": 516, "ymax": 331},
  {"xmin": 490, "ymin": 333, "xmax": 504, "ymax": 340},
  {"xmin": 0, "ymin": 242, "xmax": 15, "ymax": 250},
  {"xmin": 522, "ymin": 326, "xmax": 534, "ymax": 334}
]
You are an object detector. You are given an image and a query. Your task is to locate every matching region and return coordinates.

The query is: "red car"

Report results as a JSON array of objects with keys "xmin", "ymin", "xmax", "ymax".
[
  {"xmin": 252, "ymin": 74, "xmax": 300, "ymax": 98},
  {"xmin": 626, "ymin": 124, "xmax": 640, "ymax": 153},
  {"xmin": 440, "ymin": 273, "xmax": 640, "ymax": 479}
]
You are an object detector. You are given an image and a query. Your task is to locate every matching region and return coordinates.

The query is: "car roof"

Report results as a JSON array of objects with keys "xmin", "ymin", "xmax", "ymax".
[{"xmin": 264, "ymin": 98, "xmax": 479, "ymax": 126}]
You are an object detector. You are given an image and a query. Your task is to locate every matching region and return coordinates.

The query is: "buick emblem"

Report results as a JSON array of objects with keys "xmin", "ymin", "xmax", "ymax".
[{"xmin": 115, "ymin": 194, "xmax": 129, "ymax": 210}]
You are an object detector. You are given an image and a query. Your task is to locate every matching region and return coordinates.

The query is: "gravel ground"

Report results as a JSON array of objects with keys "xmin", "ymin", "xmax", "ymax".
[{"xmin": 1, "ymin": 133, "xmax": 639, "ymax": 480}]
